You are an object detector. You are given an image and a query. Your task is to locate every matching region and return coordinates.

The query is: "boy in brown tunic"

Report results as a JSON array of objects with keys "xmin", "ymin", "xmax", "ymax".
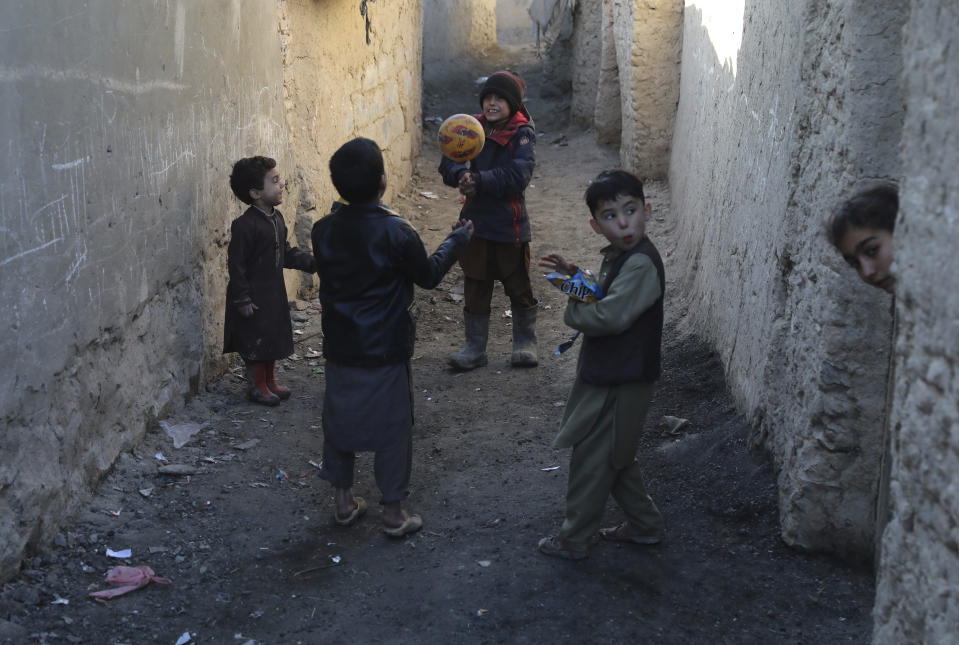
[
  {"xmin": 537, "ymin": 170, "xmax": 666, "ymax": 559},
  {"xmin": 223, "ymin": 156, "xmax": 316, "ymax": 406}
]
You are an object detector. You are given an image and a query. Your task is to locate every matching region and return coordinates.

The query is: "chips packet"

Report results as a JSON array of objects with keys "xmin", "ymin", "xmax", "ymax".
[
  {"xmin": 544, "ymin": 269, "xmax": 604, "ymax": 354},
  {"xmin": 544, "ymin": 269, "xmax": 603, "ymax": 303}
]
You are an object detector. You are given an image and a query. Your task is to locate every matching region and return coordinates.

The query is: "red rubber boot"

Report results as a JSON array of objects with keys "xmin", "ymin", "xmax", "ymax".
[
  {"xmin": 246, "ymin": 362, "xmax": 280, "ymax": 406},
  {"xmin": 265, "ymin": 360, "xmax": 291, "ymax": 400}
]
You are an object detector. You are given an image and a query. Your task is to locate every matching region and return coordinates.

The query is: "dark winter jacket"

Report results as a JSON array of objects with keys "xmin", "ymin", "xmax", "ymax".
[
  {"xmin": 311, "ymin": 202, "xmax": 470, "ymax": 367},
  {"xmin": 223, "ymin": 206, "xmax": 316, "ymax": 361},
  {"xmin": 438, "ymin": 107, "xmax": 535, "ymax": 244}
]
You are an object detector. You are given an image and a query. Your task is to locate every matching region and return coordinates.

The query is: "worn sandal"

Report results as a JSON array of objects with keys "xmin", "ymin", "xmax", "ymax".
[
  {"xmin": 383, "ymin": 513, "xmax": 423, "ymax": 538},
  {"xmin": 333, "ymin": 497, "xmax": 367, "ymax": 527},
  {"xmin": 598, "ymin": 522, "xmax": 663, "ymax": 545},
  {"xmin": 537, "ymin": 535, "xmax": 588, "ymax": 560}
]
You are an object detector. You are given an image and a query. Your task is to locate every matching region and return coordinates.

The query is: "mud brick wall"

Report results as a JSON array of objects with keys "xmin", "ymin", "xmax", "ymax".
[
  {"xmin": 496, "ymin": 0, "xmax": 536, "ymax": 46},
  {"xmin": 593, "ymin": 0, "xmax": 624, "ymax": 146},
  {"xmin": 0, "ymin": 0, "xmax": 423, "ymax": 583},
  {"xmin": 668, "ymin": 0, "xmax": 905, "ymax": 560},
  {"xmin": 278, "ymin": 0, "xmax": 423, "ymax": 293},
  {"xmin": 564, "ymin": 0, "xmax": 681, "ymax": 176},
  {"xmin": 569, "ymin": 0, "xmax": 604, "ymax": 130},
  {"xmin": 422, "ymin": 0, "xmax": 497, "ymax": 73},
  {"xmin": 611, "ymin": 0, "xmax": 682, "ymax": 179},
  {"xmin": 872, "ymin": 2, "xmax": 959, "ymax": 642}
]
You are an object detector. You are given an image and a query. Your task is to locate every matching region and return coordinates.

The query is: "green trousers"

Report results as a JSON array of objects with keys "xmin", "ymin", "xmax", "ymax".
[{"xmin": 558, "ymin": 384, "xmax": 664, "ymax": 551}]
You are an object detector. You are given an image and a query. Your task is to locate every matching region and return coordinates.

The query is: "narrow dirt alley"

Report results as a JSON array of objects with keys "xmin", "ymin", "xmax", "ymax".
[{"xmin": 1, "ymin": 48, "xmax": 874, "ymax": 645}]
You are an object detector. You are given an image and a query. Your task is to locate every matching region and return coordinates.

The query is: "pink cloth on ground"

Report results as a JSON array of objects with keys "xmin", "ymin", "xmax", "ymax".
[{"xmin": 89, "ymin": 565, "xmax": 172, "ymax": 599}]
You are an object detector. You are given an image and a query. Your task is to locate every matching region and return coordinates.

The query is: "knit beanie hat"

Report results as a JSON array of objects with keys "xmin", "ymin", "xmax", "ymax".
[{"xmin": 479, "ymin": 71, "xmax": 525, "ymax": 115}]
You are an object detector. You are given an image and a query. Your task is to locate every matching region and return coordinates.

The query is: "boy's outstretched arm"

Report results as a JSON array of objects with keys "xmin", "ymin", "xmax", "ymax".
[
  {"xmin": 283, "ymin": 240, "xmax": 316, "ymax": 273},
  {"xmin": 403, "ymin": 219, "xmax": 474, "ymax": 289}
]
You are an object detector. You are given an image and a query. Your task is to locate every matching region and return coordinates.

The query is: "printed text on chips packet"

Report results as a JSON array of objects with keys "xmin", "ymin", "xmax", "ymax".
[{"xmin": 544, "ymin": 269, "xmax": 604, "ymax": 303}]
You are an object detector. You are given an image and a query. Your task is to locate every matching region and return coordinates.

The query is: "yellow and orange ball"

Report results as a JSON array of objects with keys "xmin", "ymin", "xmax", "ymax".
[{"xmin": 437, "ymin": 114, "xmax": 485, "ymax": 162}]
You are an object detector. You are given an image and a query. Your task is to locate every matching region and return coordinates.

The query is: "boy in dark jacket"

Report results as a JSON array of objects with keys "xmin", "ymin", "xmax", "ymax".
[
  {"xmin": 223, "ymin": 156, "xmax": 316, "ymax": 406},
  {"xmin": 536, "ymin": 170, "xmax": 666, "ymax": 560},
  {"xmin": 439, "ymin": 70, "xmax": 538, "ymax": 370},
  {"xmin": 312, "ymin": 138, "xmax": 472, "ymax": 536}
]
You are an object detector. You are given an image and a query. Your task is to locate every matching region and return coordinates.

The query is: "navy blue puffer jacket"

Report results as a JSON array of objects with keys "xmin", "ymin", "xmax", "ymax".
[{"xmin": 438, "ymin": 108, "xmax": 536, "ymax": 244}]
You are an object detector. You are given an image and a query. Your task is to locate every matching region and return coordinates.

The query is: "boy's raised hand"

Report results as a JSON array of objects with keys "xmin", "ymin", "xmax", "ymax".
[{"xmin": 538, "ymin": 253, "xmax": 576, "ymax": 275}]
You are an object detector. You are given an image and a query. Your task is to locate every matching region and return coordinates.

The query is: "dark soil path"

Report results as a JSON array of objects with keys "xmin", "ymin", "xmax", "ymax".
[{"xmin": 1, "ymin": 46, "xmax": 874, "ymax": 645}]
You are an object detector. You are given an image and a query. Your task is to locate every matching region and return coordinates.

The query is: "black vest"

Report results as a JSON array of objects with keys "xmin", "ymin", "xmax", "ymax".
[{"xmin": 578, "ymin": 237, "xmax": 664, "ymax": 386}]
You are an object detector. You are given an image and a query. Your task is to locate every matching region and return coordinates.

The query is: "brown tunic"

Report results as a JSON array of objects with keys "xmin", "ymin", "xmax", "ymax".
[{"xmin": 222, "ymin": 206, "xmax": 315, "ymax": 361}]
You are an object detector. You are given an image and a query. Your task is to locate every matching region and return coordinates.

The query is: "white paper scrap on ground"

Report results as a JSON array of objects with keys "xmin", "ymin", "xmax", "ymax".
[
  {"xmin": 105, "ymin": 548, "xmax": 132, "ymax": 559},
  {"xmin": 161, "ymin": 420, "xmax": 209, "ymax": 449},
  {"xmin": 662, "ymin": 415, "xmax": 689, "ymax": 434}
]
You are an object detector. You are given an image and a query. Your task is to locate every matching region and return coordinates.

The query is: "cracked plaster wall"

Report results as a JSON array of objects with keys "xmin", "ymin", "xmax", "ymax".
[
  {"xmin": 0, "ymin": 0, "xmax": 423, "ymax": 582},
  {"xmin": 278, "ymin": 0, "xmax": 423, "ymax": 293},
  {"xmin": 668, "ymin": 0, "xmax": 904, "ymax": 560},
  {"xmin": 872, "ymin": 2, "xmax": 959, "ymax": 641}
]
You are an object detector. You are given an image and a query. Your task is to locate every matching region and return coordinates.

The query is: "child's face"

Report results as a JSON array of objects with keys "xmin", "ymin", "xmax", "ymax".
[
  {"xmin": 481, "ymin": 92, "xmax": 511, "ymax": 125},
  {"xmin": 838, "ymin": 227, "xmax": 894, "ymax": 292},
  {"xmin": 250, "ymin": 167, "xmax": 284, "ymax": 209},
  {"xmin": 589, "ymin": 193, "xmax": 651, "ymax": 252}
]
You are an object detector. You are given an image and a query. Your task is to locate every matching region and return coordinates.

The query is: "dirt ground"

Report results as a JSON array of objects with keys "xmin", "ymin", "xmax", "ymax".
[{"xmin": 1, "ymin": 47, "xmax": 875, "ymax": 644}]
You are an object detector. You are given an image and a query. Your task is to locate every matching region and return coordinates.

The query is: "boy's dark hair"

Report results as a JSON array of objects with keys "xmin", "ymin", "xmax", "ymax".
[
  {"xmin": 329, "ymin": 137, "xmax": 385, "ymax": 204},
  {"xmin": 584, "ymin": 170, "xmax": 645, "ymax": 217},
  {"xmin": 230, "ymin": 156, "xmax": 276, "ymax": 205},
  {"xmin": 828, "ymin": 181, "xmax": 898, "ymax": 249}
]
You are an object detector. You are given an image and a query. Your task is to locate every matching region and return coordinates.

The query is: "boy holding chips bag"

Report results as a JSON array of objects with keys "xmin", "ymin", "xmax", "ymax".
[{"xmin": 536, "ymin": 170, "xmax": 666, "ymax": 560}]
